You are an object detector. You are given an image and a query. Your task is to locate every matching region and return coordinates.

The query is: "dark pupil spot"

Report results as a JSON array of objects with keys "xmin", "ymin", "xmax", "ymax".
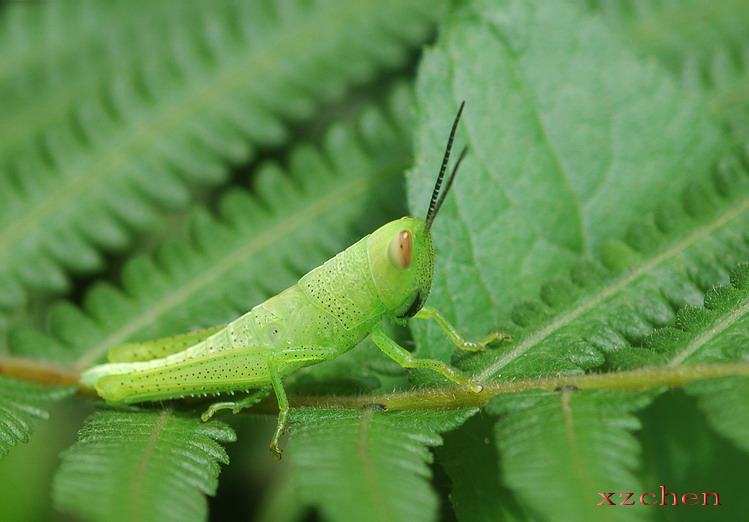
[{"xmin": 400, "ymin": 292, "xmax": 423, "ymax": 319}]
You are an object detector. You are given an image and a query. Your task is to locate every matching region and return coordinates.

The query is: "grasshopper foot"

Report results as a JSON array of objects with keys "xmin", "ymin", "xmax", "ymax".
[
  {"xmin": 458, "ymin": 332, "xmax": 513, "ymax": 352},
  {"xmin": 479, "ymin": 332, "xmax": 513, "ymax": 346},
  {"xmin": 459, "ymin": 340, "xmax": 487, "ymax": 352},
  {"xmin": 270, "ymin": 409, "xmax": 289, "ymax": 460},
  {"xmin": 200, "ymin": 388, "xmax": 271, "ymax": 422},
  {"xmin": 201, "ymin": 401, "xmax": 236, "ymax": 422},
  {"xmin": 467, "ymin": 381, "xmax": 484, "ymax": 393},
  {"xmin": 270, "ymin": 442, "xmax": 283, "ymax": 460}
]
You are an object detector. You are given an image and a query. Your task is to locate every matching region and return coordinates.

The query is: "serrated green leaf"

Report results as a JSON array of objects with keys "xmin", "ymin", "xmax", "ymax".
[
  {"xmin": 687, "ymin": 376, "xmax": 749, "ymax": 454},
  {"xmin": 0, "ymin": 376, "xmax": 75, "ymax": 458},
  {"xmin": 437, "ymin": 413, "xmax": 527, "ymax": 522},
  {"xmin": 589, "ymin": 0, "xmax": 749, "ymax": 141},
  {"xmin": 637, "ymin": 390, "xmax": 749, "ymax": 519},
  {"xmin": 407, "ymin": 0, "xmax": 722, "ymax": 359},
  {"xmin": 640, "ymin": 263, "xmax": 749, "ymax": 367},
  {"xmin": 53, "ymin": 411, "xmax": 236, "ymax": 522},
  {"xmin": 488, "ymin": 390, "xmax": 655, "ymax": 522},
  {"xmin": 254, "ymin": 466, "xmax": 308, "ymax": 522},
  {"xmin": 288, "ymin": 408, "xmax": 475, "ymax": 522},
  {"xmin": 398, "ymin": 1, "xmax": 749, "ymax": 398}
]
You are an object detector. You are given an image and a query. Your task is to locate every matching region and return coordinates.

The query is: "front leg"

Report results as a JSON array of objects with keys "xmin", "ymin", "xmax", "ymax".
[
  {"xmin": 414, "ymin": 305, "xmax": 511, "ymax": 351},
  {"xmin": 370, "ymin": 323, "xmax": 483, "ymax": 393}
]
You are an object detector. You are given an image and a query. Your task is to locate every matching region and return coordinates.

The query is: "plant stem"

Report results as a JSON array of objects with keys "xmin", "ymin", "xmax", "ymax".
[
  {"xmin": 288, "ymin": 362, "xmax": 749, "ymax": 411},
  {"xmin": 1, "ymin": 355, "xmax": 746, "ymax": 410},
  {"xmin": 0, "ymin": 355, "xmax": 83, "ymax": 388}
]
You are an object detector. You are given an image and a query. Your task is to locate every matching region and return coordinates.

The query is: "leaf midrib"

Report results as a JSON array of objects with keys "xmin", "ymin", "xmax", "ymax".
[
  {"xmin": 128, "ymin": 410, "xmax": 170, "ymax": 520},
  {"xmin": 482, "ymin": 11, "xmax": 587, "ymax": 253},
  {"xmin": 357, "ymin": 411, "xmax": 395, "ymax": 522},
  {"xmin": 669, "ymin": 294, "xmax": 749, "ymax": 366},
  {"xmin": 560, "ymin": 391, "xmax": 597, "ymax": 504}
]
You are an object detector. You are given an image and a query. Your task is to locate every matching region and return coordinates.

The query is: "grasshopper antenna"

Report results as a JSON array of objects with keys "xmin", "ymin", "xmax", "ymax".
[{"xmin": 424, "ymin": 101, "xmax": 468, "ymax": 235}]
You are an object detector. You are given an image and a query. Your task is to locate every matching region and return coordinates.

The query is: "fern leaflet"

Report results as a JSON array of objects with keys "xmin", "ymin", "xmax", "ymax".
[
  {"xmin": 489, "ymin": 390, "xmax": 654, "ymax": 522},
  {"xmin": 0, "ymin": 0, "xmax": 444, "ymax": 323},
  {"xmin": 53, "ymin": 411, "xmax": 235, "ymax": 522},
  {"xmin": 288, "ymin": 408, "xmax": 474, "ymax": 522},
  {"xmin": 687, "ymin": 376, "xmax": 749, "ymax": 454},
  {"xmin": 7, "ymin": 87, "xmax": 413, "ymax": 369},
  {"xmin": 0, "ymin": 376, "xmax": 75, "ymax": 459}
]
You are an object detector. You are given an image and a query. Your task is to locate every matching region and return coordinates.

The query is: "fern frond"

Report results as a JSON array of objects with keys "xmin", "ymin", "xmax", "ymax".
[
  {"xmin": 253, "ymin": 466, "xmax": 307, "ymax": 522},
  {"xmin": 588, "ymin": 0, "xmax": 749, "ymax": 139},
  {"xmin": 687, "ymin": 376, "xmax": 749, "ymax": 453},
  {"xmin": 437, "ymin": 413, "xmax": 526, "ymax": 520},
  {"xmin": 0, "ymin": 0, "xmax": 444, "ymax": 317},
  {"xmin": 407, "ymin": 0, "xmax": 725, "ymax": 361},
  {"xmin": 0, "ymin": 376, "xmax": 75, "ymax": 458},
  {"xmin": 488, "ymin": 390, "xmax": 654, "ymax": 522},
  {"xmin": 7, "ymin": 86, "xmax": 413, "ymax": 366},
  {"xmin": 474, "ymin": 184, "xmax": 749, "ymax": 380},
  {"xmin": 587, "ymin": 0, "xmax": 749, "ymax": 67},
  {"xmin": 403, "ymin": 5, "xmax": 749, "ymax": 516},
  {"xmin": 405, "ymin": 0, "xmax": 749, "ymax": 383},
  {"xmin": 288, "ymin": 408, "xmax": 474, "ymax": 522},
  {"xmin": 0, "ymin": 1, "xmax": 180, "ymax": 143},
  {"xmin": 631, "ymin": 263, "xmax": 749, "ymax": 367},
  {"xmin": 53, "ymin": 411, "xmax": 235, "ymax": 522}
]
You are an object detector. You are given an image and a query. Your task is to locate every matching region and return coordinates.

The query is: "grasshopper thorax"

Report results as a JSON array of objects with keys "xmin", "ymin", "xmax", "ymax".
[{"xmin": 367, "ymin": 216, "xmax": 434, "ymax": 320}]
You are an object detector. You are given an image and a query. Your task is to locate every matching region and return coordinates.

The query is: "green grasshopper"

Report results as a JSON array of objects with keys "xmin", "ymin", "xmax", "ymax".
[{"xmin": 81, "ymin": 102, "xmax": 506, "ymax": 459}]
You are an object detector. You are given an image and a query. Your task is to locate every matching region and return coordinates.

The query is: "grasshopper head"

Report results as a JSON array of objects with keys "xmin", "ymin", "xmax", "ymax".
[
  {"xmin": 367, "ymin": 217, "xmax": 434, "ymax": 319},
  {"xmin": 369, "ymin": 101, "xmax": 468, "ymax": 320}
]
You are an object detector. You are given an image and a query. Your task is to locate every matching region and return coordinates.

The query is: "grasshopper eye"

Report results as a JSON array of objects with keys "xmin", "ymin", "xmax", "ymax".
[{"xmin": 388, "ymin": 230, "xmax": 412, "ymax": 270}]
